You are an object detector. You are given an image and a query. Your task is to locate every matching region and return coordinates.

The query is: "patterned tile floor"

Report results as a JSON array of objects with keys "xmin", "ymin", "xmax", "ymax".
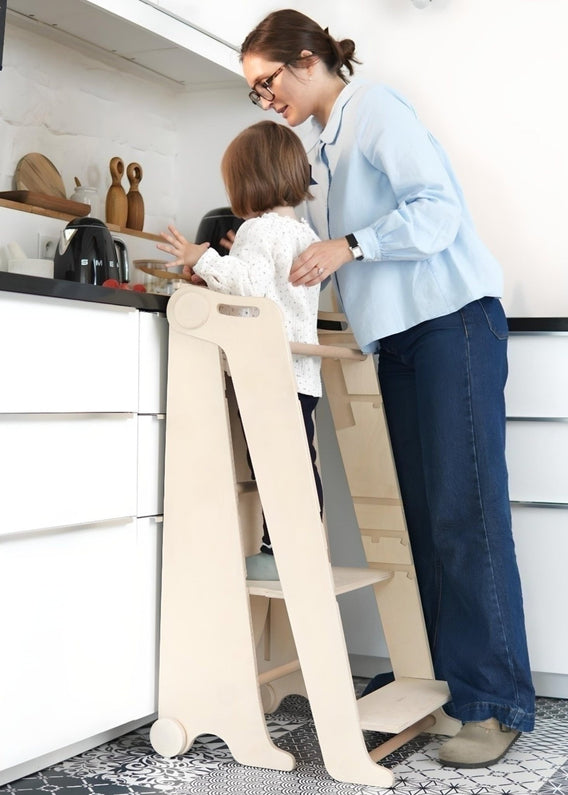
[{"xmin": 2, "ymin": 681, "xmax": 568, "ymax": 795}]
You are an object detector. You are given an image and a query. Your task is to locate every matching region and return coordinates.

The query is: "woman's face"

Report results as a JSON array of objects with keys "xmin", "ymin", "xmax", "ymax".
[{"xmin": 242, "ymin": 53, "xmax": 313, "ymax": 127}]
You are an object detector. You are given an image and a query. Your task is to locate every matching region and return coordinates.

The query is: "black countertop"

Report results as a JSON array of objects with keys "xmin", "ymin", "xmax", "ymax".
[
  {"xmin": 0, "ymin": 271, "xmax": 169, "ymax": 312},
  {"xmin": 0, "ymin": 273, "xmax": 566, "ymax": 330},
  {"xmin": 507, "ymin": 317, "xmax": 568, "ymax": 332}
]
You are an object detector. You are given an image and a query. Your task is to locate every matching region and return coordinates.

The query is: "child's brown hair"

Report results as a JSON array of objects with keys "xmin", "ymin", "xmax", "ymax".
[{"xmin": 221, "ymin": 120, "xmax": 312, "ymax": 219}]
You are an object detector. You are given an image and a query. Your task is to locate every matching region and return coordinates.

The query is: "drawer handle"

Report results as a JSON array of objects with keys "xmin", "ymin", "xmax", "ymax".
[{"xmin": 4, "ymin": 516, "xmax": 137, "ymax": 540}]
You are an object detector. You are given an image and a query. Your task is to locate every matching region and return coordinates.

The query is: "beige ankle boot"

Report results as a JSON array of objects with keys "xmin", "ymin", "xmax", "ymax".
[{"xmin": 439, "ymin": 718, "xmax": 520, "ymax": 768}]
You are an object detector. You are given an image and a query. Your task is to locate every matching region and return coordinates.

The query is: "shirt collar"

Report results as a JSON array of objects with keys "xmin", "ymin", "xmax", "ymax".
[{"xmin": 303, "ymin": 78, "xmax": 368, "ymax": 153}]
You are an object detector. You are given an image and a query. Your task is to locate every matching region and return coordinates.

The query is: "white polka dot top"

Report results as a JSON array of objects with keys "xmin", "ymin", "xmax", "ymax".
[{"xmin": 194, "ymin": 213, "xmax": 322, "ymax": 397}]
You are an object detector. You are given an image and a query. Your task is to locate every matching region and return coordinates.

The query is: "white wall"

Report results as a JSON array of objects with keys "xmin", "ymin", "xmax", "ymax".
[
  {"xmin": 0, "ymin": 23, "xmax": 183, "ymax": 237},
  {"xmin": 165, "ymin": 0, "xmax": 568, "ymax": 317},
  {"xmin": 173, "ymin": 87, "xmax": 258, "ymax": 238},
  {"xmin": 3, "ymin": 2, "xmax": 568, "ymax": 315},
  {"xmin": 0, "ymin": 18, "xmax": 258, "ymax": 250}
]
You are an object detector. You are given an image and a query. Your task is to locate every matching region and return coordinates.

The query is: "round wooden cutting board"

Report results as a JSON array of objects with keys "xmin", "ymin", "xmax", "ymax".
[{"xmin": 14, "ymin": 153, "xmax": 67, "ymax": 198}]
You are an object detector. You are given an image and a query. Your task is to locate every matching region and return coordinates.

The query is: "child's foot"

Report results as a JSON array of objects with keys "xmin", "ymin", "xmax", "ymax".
[{"xmin": 246, "ymin": 552, "xmax": 279, "ymax": 581}]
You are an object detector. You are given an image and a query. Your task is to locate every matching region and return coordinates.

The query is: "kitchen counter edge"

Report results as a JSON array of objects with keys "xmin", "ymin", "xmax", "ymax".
[
  {"xmin": 0, "ymin": 275, "xmax": 565, "ymax": 328},
  {"xmin": 507, "ymin": 317, "xmax": 568, "ymax": 332},
  {"xmin": 0, "ymin": 272, "xmax": 169, "ymax": 312}
]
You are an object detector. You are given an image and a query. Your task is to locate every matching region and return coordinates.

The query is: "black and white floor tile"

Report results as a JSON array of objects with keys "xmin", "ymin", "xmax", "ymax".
[{"xmin": 2, "ymin": 683, "xmax": 568, "ymax": 795}]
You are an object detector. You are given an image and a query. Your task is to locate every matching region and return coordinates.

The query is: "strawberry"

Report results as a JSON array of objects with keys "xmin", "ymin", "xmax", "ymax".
[{"xmin": 102, "ymin": 278, "xmax": 120, "ymax": 288}]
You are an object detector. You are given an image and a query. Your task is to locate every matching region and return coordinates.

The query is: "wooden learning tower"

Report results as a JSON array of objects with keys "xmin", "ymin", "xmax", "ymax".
[{"xmin": 149, "ymin": 284, "xmax": 460, "ymax": 788}]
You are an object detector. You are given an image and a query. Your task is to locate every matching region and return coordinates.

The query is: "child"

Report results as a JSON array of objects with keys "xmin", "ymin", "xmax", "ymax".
[{"xmin": 157, "ymin": 120, "xmax": 323, "ymax": 581}]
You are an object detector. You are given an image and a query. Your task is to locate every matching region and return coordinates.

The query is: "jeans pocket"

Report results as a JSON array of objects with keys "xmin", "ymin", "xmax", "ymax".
[{"xmin": 478, "ymin": 297, "xmax": 509, "ymax": 341}]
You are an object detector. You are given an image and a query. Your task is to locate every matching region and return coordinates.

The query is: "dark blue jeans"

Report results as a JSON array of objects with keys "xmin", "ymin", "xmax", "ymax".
[{"xmin": 378, "ymin": 297, "xmax": 535, "ymax": 731}]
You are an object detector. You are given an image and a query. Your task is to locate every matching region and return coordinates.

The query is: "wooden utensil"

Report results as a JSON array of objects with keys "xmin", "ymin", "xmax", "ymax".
[
  {"xmin": 134, "ymin": 260, "xmax": 192, "ymax": 281},
  {"xmin": 14, "ymin": 153, "xmax": 66, "ymax": 199},
  {"xmin": 126, "ymin": 162, "xmax": 144, "ymax": 231},
  {"xmin": 105, "ymin": 156, "xmax": 128, "ymax": 227}
]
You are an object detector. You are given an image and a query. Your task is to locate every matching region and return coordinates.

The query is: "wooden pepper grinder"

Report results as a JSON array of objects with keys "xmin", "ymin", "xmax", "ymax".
[
  {"xmin": 126, "ymin": 162, "xmax": 145, "ymax": 231},
  {"xmin": 105, "ymin": 156, "xmax": 128, "ymax": 228}
]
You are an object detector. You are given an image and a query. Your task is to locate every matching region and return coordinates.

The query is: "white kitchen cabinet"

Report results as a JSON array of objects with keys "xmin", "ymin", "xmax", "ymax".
[
  {"xmin": 153, "ymin": 0, "xmax": 328, "ymax": 58},
  {"xmin": 0, "ymin": 515, "xmax": 161, "ymax": 770},
  {"xmin": 505, "ymin": 328, "xmax": 568, "ymax": 697},
  {"xmin": 507, "ymin": 420, "xmax": 568, "ymax": 504},
  {"xmin": 1, "ymin": 413, "xmax": 138, "ymax": 535},
  {"xmin": 0, "ymin": 292, "xmax": 139, "ymax": 413},
  {"xmin": 138, "ymin": 310, "xmax": 168, "ymax": 518},
  {"xmin": 513, "ymin": 505, "xmax": 568, "ymax": 676},
  {"xmin": 139, "ymin": 311, "xmax": 168, "ymax": 414},
  {"xmin": 137, "ymin": 414, "xmax": 166, "ymax": 517},
  {"xmin": 7, "ymin": 0, "xmax": 244, "ymax": 85},
  {"xmin": 0, "ymin": 289, "xmax": 168, "ymax": 785},
  {"xmin": 507, "ymin": 335, "xmax": 568, "ymax": 418}
]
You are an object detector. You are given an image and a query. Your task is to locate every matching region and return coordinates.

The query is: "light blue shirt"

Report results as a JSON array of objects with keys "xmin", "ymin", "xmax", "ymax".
[{"xmin": 301, "ymin": 79, "xmax": 503, "ymax": 353}]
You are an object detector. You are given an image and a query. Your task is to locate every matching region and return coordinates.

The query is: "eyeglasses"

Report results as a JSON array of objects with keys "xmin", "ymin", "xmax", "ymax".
[{"xmin": 248, "ymin": 64, "xmax": 287, "ymax": 107}]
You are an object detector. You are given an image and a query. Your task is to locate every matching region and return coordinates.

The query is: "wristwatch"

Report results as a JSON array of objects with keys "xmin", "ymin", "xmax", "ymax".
[{"xmin": 345, "ymin": 233, "xmax": 364, "ymax": 260}]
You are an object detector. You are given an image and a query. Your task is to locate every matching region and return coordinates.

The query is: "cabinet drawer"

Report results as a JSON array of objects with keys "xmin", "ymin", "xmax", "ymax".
[
  {"xmin": 0, "ymin": 414, "xmax": 138, "ymax": 535},
  {"xmin": 506, "ymin": 334, "xmax": 568, "ymax": 418},
  {"xmin": 139, "ymin": 311, "xmax": 168, "ymax": 414},
  {"xmin": 512, "ymin": 504, "xmax": 568, "ymax": 674},
  {"xmin": 0, "ymin": 516, "xmax": 161, "ymax": 769},
  {"xmin": 506, "ymin": 420, "xmax": 568, "ymax": 503},
  {"xmin": 137, "ymin": 414, "xmax": 166, "ymax": 517},
  {"xmin": 0, "ymin": 292, "xmax": 139, "ymax": 412}
]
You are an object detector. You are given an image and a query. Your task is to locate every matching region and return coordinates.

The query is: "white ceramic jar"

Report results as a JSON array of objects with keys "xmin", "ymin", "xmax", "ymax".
[{"xmin": 70, "ymin": 186, "xmax": 101, "ymax": 219}]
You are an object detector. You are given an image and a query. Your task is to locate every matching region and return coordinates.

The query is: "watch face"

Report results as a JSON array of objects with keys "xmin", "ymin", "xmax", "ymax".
[{"xmin": 346, "ymin": 234, "xmax": 363, "ymax": 260}]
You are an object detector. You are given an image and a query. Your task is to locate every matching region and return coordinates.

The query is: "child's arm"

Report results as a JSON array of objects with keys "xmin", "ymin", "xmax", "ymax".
[{"xmin": 194, "ymin": 223, "xmax": 274, "ymax": 297}]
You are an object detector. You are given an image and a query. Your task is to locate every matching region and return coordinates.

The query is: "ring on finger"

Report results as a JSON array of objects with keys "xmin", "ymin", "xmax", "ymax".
[{"xmin": 317, "ymin": 267, "xmax": 324, "ymax": 276}]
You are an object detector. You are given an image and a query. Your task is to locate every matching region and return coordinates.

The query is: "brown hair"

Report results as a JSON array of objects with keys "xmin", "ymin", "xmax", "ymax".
[
  {"xmin": 221, "ymin": 120, "xmax": 313, "ymax": 218},
  {"xmin": 240, "ymin": 9, "xmax": 360, "ymax": 84}
]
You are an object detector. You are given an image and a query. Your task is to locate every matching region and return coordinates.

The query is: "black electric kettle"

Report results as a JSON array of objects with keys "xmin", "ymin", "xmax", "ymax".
[{"xmin": 53, "ymin": 217, "xmax": 130, "ymax": 285}]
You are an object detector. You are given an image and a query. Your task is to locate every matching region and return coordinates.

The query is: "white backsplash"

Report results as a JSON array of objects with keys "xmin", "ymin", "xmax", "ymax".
[
  {"xmin": 0, "ymin": 14, "xmax": 260, "ymax": 253},
  {"xmin": 0, "ymin": 205, "xmax": 165, "ymax": 285},
  {"xmin": 1, "ymin": 22, "xmax": 181, "ymax": 233}
]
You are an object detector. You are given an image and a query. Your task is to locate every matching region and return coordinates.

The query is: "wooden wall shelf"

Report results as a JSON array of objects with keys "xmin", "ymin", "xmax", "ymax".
[{"xmin": 0, "ymin": 198, "xmax": 161, "ymax": 242}]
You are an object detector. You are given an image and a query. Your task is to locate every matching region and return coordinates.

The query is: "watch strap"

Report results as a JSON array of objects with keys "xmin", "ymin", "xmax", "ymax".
[{"xmin": 345, "ymin": 233, "xmax": 364, "ymax": 260}]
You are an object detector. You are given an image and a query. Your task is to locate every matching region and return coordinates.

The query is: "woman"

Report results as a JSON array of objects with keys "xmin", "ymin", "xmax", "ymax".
[{"xmin": 240, "ymin": 9, "xmax": 535, "ymax": 769}]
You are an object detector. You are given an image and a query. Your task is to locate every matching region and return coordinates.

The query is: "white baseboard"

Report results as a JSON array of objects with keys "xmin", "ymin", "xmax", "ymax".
[{"xmin": 0, "ymin": 713, "xmax": 156, "ymax": 787}]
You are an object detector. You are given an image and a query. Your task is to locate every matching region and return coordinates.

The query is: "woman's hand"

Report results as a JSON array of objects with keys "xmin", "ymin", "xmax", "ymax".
[
  {"xmin": 157, "ymin": 224, "xmax": 210, "ymax": 268},
  {"xmin": 289, "ymin": 238, "xmax": 353, "ymax": 286},
  {"xmin": 220, "ymin": 228, "xmax": 236, "ymax": 253}
]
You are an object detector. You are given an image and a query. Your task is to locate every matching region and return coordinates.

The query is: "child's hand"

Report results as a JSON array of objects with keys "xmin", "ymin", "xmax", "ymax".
[{"xmin": 157, "ymin": 224, "xmax": 210, "ymax": 267}]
